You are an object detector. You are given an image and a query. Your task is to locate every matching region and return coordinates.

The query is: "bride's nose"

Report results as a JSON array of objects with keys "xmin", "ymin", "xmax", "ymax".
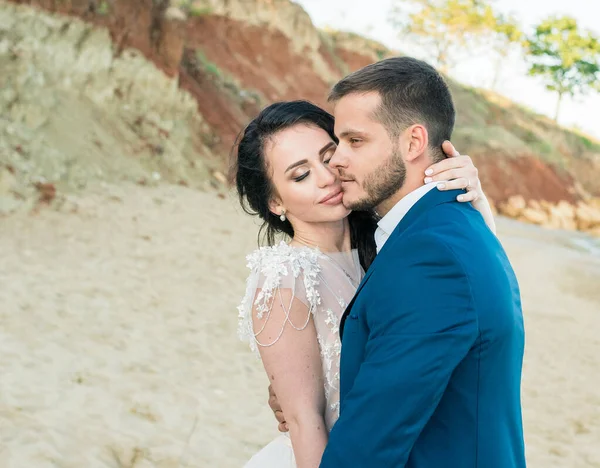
[{"xmin": 315, "ymin": 164, "xmax": 337, "ymax": 188}]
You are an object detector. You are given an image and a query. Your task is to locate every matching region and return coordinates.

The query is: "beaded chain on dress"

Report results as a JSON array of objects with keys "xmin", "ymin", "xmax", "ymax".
[{"xmin": 238, "ymin": 241, "xmax": 364, "ymax": 430}]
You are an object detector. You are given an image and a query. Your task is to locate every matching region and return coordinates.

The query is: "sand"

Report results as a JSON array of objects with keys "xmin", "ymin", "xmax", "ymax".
[{"xmin": 1, "ymin": 183, "xmax": 599, "ymax": 467}]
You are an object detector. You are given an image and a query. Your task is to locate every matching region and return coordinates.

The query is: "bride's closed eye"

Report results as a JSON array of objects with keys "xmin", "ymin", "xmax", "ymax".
[
  {"xmin": 293, "ymin": 150, "xmax": 334, "ymax": 181},
  {"xmin": 323, "ymin": 146, "xmax": 336, "ymax": 165},
  {"xmin": 293, "ymin": 172, "xmax": 310, "ymax": 182}
]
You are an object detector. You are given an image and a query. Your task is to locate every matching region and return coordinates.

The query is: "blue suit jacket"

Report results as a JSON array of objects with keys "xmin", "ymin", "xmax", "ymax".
[{"xmin": 320, "ymin": 188, "xmax": 526, "ymax": 467}]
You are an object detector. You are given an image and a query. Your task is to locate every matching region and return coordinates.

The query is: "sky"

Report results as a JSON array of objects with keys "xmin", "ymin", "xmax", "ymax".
[{"xmin": 295, "ymin": 0, "xmax": 600, "ymax": 139}]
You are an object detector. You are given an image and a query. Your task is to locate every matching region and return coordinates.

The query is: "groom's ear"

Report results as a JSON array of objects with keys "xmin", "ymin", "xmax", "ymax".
[{"xmin": 404, "ymin": 124, "xmax": 428, "ymax": 163}]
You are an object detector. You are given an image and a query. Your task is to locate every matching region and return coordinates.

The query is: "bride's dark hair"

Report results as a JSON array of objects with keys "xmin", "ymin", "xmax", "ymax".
[{"xmin": 231, "ymin": 100, "xmax": 378, "ymax": 270}]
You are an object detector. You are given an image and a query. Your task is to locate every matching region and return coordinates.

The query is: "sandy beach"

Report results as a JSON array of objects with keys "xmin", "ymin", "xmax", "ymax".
[{"xmin": 1, "ymin": 183, "xmax": 599, "ymax": 467}]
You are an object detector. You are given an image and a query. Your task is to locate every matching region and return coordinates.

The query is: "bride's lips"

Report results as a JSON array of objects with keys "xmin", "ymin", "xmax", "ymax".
[{"xmin": 319, "ymin": 188, "xmax": 344, "ymax": 205}]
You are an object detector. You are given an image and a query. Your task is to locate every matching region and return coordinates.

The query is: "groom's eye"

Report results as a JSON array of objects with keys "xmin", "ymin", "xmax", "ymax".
[{"xmin": 350, "ymin": 138, "xmax": 363, "ymax": 146}]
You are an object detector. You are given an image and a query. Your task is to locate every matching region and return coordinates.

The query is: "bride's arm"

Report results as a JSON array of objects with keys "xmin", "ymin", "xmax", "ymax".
[
  {"xmin": 425, "ymin": 141, "xmax": 497, "ymax": 234},
  {"xmin": 253, "ymin": 289, "xmax": 328, "ymax": 468}
]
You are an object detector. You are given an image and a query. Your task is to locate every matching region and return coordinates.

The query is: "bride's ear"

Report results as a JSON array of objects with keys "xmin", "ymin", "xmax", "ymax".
[{"xmin": 268, "ymin": 197, "xmax": 284, "ymax": 218}]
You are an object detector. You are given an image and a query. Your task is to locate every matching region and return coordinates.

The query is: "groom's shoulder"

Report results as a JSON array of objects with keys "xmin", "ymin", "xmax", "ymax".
[
  {"xmin": 387, "ymin": 203, "xmax": 487, "ymax": 258},
  {"xmin": 429, "ymin": 196, "xmax": 478, "ymax": 218},
  {"xmin": 384, "ymin": 227, "xmax": 455, "ymax": 267},
  {"xmin": 407, "ymin": 202, "xmax": 501, "ymax": 263},
  {"xmin": 424, "ymin": 199, "xmax": 489, "ymax": 236}
]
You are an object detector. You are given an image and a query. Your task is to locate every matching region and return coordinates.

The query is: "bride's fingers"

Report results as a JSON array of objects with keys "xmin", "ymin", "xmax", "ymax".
[
  {"xmin": 424, "ymin": 155, "xmax": 473, "ymax": 182},
  {"xmin": 274, "ymin": 409, "xmax": 286, "ymax": 424},
  {"xmin": 436, "ymin": 178, "xmax": 472, "ymax": 192},
  {"xmin": 436, "ymin": 179, "xmax": 480, "ymax": 203},
  {"xmin": 456, "ymin": 189, "xmax": 480, "ymax": 202},
  {"xmin": 268, "ymin": 392, "xmax": 282, "ymax": 413},
  {"xmin": 425, "ymin": 167, "xmax": 477, "ymax": 185},
  {"xmin": 278, "ymin": 422, "xmax": 289, "ymax": 433},
  {"xmin": 441, "ymin": 140, "xmax": 460, "ymax": 158}
]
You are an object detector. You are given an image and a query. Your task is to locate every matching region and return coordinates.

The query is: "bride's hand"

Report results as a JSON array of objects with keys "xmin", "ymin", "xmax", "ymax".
[
  {"xmin": 424, "ymin": 140, "xmax": 482, "ymax": 203},
  {"xmin": 425, "ymin": 140, "xmax": 497, "ymax": 234},
  {"xmin": 268, "ymin": 384, "xmax": 289, "ymax": 432}
]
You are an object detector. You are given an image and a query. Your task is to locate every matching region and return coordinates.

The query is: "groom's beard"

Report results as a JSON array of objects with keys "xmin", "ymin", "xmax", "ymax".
[{"xmin": 345, "ymin": 146, "xmax": 406, "ymax": 212}]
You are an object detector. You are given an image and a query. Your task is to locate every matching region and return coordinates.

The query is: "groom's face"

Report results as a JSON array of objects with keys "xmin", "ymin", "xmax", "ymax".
[{"xmin": 330, "ymin": 91, "xmax": 406, "ymax": 212}]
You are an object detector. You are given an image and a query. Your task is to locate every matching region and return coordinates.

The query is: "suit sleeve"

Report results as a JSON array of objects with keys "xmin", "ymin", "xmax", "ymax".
[{"xmin": 320, "ymin": 233, "xmax": 479, "ymax": 467}]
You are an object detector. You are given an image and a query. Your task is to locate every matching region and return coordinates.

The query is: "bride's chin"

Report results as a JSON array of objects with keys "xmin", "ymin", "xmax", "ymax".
[
  {"xmin": 340, "ymin": 209, "xmax": 352, "ymax": 219},
  {"xmin": 325, "ymin": 206, "xmax": 352, "ymax": 222},
  {"xmin": 297, "ymin": 206, "xmax": 352, "ymax": 224}
]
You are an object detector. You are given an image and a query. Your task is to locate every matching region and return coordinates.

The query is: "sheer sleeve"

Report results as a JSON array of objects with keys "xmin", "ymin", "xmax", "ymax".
[{"xmin": 237, "ymin": 242, "xmax": 323, "ymax": 355}]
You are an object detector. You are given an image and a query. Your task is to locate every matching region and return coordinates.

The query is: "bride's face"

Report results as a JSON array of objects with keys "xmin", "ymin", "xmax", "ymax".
[{"xmin": 266, "ymin": 124, "xmax": 351, "ymax": 225}]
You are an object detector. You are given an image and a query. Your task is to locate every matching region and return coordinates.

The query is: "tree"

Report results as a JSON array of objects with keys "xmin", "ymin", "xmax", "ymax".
[
  {"xmin": 526, "ymin": 16, "xmax": 600, "ymax": 122},
  {"xmin": 488, "ymin": 13, "xmax": 523, "ymax": 90},
  {"xmin": 389, "ymin": 0, "xmax": 496, "ymax": 73}
]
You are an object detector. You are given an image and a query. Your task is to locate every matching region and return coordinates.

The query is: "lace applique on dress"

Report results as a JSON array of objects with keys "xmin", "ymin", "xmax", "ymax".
[
  {"xmin": 237, "ymin": 241, "xmax": 323, "ymax": 353},
  {"xmin": 237, "ymin": 241, "xmax": 363, "ymax": 429}
]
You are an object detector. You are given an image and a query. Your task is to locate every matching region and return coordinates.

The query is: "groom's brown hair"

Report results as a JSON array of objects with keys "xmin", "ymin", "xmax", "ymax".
[{"xmin": 328, "ymin": 56, "xmax": 455, "ymax": 162}]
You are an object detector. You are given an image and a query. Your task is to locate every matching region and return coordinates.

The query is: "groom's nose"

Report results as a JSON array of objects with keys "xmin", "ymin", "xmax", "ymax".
[{"xmin": 329, "ymin": 146, "xmax": 348, "ymax": 170}]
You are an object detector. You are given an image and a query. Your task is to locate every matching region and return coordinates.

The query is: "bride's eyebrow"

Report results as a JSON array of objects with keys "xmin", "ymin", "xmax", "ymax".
[
  {"xmin": 284, "ymin": 142, "xmax": 336, "ymax": 173},
  {"xmin": 284, "ymin": 159, "xmax": 308, "ymax": 173},
  {"xmin": 318, "ymin": 141, "xmax": 336, "ymax": 157}
]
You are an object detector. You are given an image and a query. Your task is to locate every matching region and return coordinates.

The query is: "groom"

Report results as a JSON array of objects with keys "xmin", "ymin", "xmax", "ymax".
[
  {"xmin": 273, "ymin": 56, "xmax": 526, "ymax": 466},
  {"xmin": 322, "ymin": 57, "xmax": 526, "ymax": 466}
]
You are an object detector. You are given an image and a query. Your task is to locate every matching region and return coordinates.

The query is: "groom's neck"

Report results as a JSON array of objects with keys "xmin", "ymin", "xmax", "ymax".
[{"xmin": 376, "ymin": 176, "xmax": 425, "ymax": 217}]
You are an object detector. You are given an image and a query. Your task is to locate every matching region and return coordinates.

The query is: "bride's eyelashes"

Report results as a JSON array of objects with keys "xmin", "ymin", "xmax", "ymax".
[
  {"xmin": 293, "ymin": 172, "xmax": 310, "ymax": 182},
  {"xmin": 292, "ymin": 158, "xmax": 332, "ymax": 182}
]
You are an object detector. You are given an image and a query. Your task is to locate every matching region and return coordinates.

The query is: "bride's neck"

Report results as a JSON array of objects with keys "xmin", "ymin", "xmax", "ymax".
[{"xmin": 290, "ymin": 218, "xmax": 351, "ymax": 253}]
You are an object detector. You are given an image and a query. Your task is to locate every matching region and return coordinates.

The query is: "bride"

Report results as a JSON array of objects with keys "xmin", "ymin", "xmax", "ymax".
[{"xmin": 233, "ymin": 100, "xmax": 495, "ymax": 468}]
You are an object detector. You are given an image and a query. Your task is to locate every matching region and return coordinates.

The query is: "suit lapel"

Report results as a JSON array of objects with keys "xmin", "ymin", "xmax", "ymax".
[
  {"xmin": 339, "ymin": 263, "xmax": 376, "ymax": 336},
  {"xmin": 339, "ymin": 188, "xmax": 464, "ymax": 338}
]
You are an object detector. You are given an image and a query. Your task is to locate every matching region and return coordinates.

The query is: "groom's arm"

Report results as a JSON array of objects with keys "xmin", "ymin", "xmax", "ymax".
[{"xmin": 320, "ymin": 233, "xmax": 478, "ymax": 467}]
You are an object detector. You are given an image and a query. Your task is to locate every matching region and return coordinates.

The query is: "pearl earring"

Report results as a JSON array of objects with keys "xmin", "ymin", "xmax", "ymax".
[{"xmin": 280, "ymin": 210, "xmax": 286, "ymax": 222}]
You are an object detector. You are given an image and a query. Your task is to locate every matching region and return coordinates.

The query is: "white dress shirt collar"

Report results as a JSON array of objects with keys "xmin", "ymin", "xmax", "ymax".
[{"xmin": 374, "ymin": 183, "xmax": 438, "ymax": 253}]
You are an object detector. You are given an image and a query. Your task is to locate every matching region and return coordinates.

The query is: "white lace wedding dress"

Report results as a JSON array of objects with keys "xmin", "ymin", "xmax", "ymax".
[{"xmin": 237, "ymin": 241, "xmax": 364, "ymax": 467}]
